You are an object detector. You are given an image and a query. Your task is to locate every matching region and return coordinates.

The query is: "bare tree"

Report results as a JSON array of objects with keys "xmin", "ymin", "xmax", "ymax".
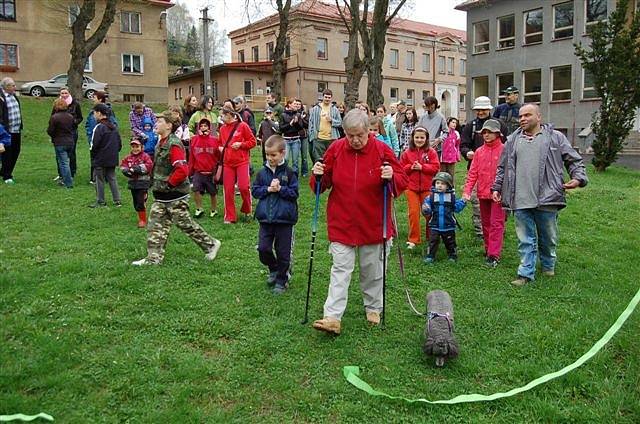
[
  {"xmin": 270, "ymin": 0, "xmax": 293, "ymax": 101},
  {"xmin": 166, "ymin": 0, "xmax": 195, "ymax": 44},
  {"xmin": 335, "ymin": 0, "xmax": 368, "ymax": 109},
  {"xmin": 67, "ymin": 0, "xmax": 117, "ymax": 99}
]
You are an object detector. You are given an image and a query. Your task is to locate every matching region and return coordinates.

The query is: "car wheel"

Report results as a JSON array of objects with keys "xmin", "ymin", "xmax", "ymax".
[
  {"xmin": 30, "ymin": 86, "xmax": 44, "ymax": 97},
  {"xmin": 85, "ymin": 89, "xmax": 96, "ymax": 100}
]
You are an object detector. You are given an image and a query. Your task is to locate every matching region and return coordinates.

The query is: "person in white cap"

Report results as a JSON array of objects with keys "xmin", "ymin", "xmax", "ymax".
[{"xmin": 460, "ymin": 96, "xmax": 507, "ymax": 238}]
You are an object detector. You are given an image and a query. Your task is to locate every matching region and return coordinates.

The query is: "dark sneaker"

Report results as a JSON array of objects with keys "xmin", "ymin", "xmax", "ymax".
[
  {"xmin": 542, "ymin": 269, "xmax": 555, "ymax": 277},
  {"xmin": 485, "ymin": 256, "xmax": 499, "ymax": 268},
  {"xmin": 423, "ymin": 255, "xmax": 435, "ymax": 264},
  {"xmin": 272, "ymin": 285, "xmax": 287, "ymax": 295},
  {"xmin": 266, "ymin": 271, "xmax": 277, "ymax": 287},
  {"xmin": 510, "ymin": 276, "xmax": 531, "ymax": 287},
  {"xmin": 448, "ymin": 255, "xmax": 457, "ymax": 262},
  {"xmin": 114, "ymin": 201, "xmax": 122, "ymax": 207},
  {"xmin": 194, "ymin": 209, "xmax": 204, "ymax": 218},
  {"xmin": 88, "ymin": 202, "xmax": 107, "ymax": 208}
]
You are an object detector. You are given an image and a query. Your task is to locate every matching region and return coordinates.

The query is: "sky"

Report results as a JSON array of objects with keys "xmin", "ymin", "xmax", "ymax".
[{"xmin": 181, "ymin": 0, "xmax": 467, "ymax": 62}]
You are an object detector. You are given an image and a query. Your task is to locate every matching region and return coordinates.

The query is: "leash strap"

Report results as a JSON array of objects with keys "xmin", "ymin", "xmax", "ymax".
[
  {"xmin": 427, "ymin": 311, "xmax": 453, "ymax": 333},
  {"xmin": 0, "ymin": 413, "xmax": 53, "ymax": 422}
]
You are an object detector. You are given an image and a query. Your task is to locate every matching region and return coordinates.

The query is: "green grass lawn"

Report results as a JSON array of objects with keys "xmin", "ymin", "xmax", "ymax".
[{"xmin": 1, "ymin": 97, "xmax": 639, "ymax": 422}]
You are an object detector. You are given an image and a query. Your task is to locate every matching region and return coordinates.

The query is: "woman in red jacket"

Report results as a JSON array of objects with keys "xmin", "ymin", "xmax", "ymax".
[
  {"xmin": 310, "ymin": 109, "xmax": 408, "ymax": 335},
  {"xmin": 400, "ymin": 126, "xmax": 440, "ymax": 249},
  {"xmin": 218, "ymin": 108, "xmax": 256, "ymax": 223}
]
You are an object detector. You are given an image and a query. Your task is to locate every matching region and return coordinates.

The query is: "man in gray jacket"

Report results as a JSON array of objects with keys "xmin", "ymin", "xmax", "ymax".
[{"xmin": 492, "ymin": 104, "xmax": 588, "ymax": 286}]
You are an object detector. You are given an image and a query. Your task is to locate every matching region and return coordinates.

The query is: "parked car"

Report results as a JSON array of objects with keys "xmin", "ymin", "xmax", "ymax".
[{"xmin": 20, "ymin": 74, "xmax": 108, "ymax": 99}]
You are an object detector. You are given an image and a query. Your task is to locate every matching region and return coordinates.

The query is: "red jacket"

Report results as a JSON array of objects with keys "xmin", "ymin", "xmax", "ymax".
[
  {"xmin": 463, "ymin": 139, "xmax": 504, "ymax": 199},
  {"xmin": 310, "ymin": 135, "xmax": 408, "ymax": 246},
  {"xmin": 188, "ymin": 134, "xmax": 220, "ymax": 175},
  {"xmin": 400, "ymin": 146, "xmax": 440, "ymax": 192},
  {"xmin": 218, "ymin": 120, "xmax": 256, "ymax": 167}
]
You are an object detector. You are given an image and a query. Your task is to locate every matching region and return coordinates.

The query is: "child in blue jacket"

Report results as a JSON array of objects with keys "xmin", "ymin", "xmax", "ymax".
[
  {"xmin": 422, "ymin": 171, "xmax": 466, "ymax": 263},
  {"xmin": 0, "ymin": 124, "xmax": 11, "ymax": 157},
  {"xmin": 141, "ymin": 117, "xmax": 157, "ymax": 155},
  {"xmin": 251, "ymin": 135, "xmax": 299, "ymax": 294}
]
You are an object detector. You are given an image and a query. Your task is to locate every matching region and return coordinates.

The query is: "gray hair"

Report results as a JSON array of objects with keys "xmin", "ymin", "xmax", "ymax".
[
  {"xmin": 342, "ymin": 109, "xmax": 368, "ymax": 132},
  {"xmin": 1, "ymin": 77, "xmax": 16, "ymax": 89}
]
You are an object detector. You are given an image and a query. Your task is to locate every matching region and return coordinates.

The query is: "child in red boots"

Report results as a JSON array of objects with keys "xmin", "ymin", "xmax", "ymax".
[
  {"xmin": 189, "ymin": 119, "xmax": 221, "ymax": 218},
  {"xmin": 120, "ymin": 138, "xmax": 153, "ymax": 227}
]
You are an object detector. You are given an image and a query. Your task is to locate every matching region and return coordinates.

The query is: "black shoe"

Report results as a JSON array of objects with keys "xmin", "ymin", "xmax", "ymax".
[
  {"xmin": 448, "ymin": 255, "xmax": 457, "ymax": 262},
  {"xmin": 88, "ymin": 202, "xmax": 107, "ymax": 208},
  {"xmin": 114, "ymin": 201, "xmax": 122, "ymax": 207},
  {"xmin": 485, "ymin": 256, "xmax": 499, "ymax": 268},
  {"xmin": 266, "ymin": 271, "xmax": 277, "ymax": 288}
]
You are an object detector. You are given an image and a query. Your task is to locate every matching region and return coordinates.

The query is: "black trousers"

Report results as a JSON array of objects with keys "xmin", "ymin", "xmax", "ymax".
[
  {"xmin": 1, "ymin": 132, "xmax": 21, "ymax": 181},
  {"xmin": 257, "ymin": 223, "xmax": 293, "ymax": 288},
  {"xmin": 428, "ymin": 230, "xmax": 457, "ymax": 259},
  {"xmin": 130, "ymin": 189, "xmax": 148, "ymax": 212}
]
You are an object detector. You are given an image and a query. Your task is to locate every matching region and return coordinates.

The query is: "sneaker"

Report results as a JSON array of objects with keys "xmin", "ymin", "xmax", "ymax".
[
  {"xmin": 366, "ymin": 311, "xmax": 380, "ymax": 325},
  {"xmin": 448, "ymin": 255, "xmax": 457, "ymax": 262},
  {"xmin": 205, "ymin": 239, "xmax": 222, "ymax": 261},
  {"xmin": 88, "ymin": 202, "xmax": 107, "ymax": 208},
  {"xmin": 510, "ymin": 276, "xmax": 531, "ymax": 287},
  {"xmin": 132, "ymin": 258, "xmax": 158, "ymax": 266},
  {"xmin": 114, "ymin": 201, "xmax": 122, "ymax": 207},
  {"xmin": 4, "ymin": 179, "xmax": 15, "ymax": 185},
  {"xmin": 485, "ymin": 256, "xmax": 499, "ymax": 268},
  {"xmin": 194, "ymin": 209, "xmax": 204, "ymax": 218},
  {"xmin": 56, "ymin": 180, "xmax": 65, "ymax": 186},
  {"xmin": 223, "ymin": 220, "xmax": 234, "ymax": 224},
  {"xmin": 241, "ymin": 213, "xmax": 253, "ymax": 223},
  {"xmin": 272, "ymin": 285, "xmax": 287, "ymax": 295},
  {"xmin": 89, "ymin": 180, "xmax": 95, "ymax": 185},
  {"xmin": 542, "ymin": 269, "xmax": 555, "ymax": 277},
  {"xmin": 53, "ymin": 176, "xmax": 61, "ymax": 181},
  {"xmin": 266, "ymin": 271, "xmax": 278, "ymax": 287},
  {"xmin": 423, "ymin": 255, "xmax": 435, "ymax": 264},
  {"xmin": 406, "ymin": 242, "xmax": 416, "ymax": 250},
  {"xmin": 312, "ymin": 317, "xmax": 341, "ymax": 335},
  {"xmin": 210, "ymin": 210, "xmax": 218, "ymax": 218}
]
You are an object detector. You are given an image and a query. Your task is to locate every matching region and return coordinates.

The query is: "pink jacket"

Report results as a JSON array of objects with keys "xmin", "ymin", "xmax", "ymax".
[
  {"xmin": 440, "ymin": 130, "xmax": 460, "ymax": 164},
  {"xmin": 463, "ymin": 140, "xmax": 504, "ymax": 200}
]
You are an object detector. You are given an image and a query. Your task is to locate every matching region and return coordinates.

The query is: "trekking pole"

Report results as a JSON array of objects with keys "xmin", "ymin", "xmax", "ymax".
[
  {"xmin": 381, "ymin": 162, "xmax": 390, "ymax": 330},
  {"xmin": 301, "ymin": 159, "xmax": 323, "ymax": 324}
]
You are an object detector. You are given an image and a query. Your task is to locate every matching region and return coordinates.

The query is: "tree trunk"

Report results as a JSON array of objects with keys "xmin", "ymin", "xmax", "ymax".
[
  {"xmin": 340, "ymin": 0, "xmax": 366, "ymax": 110},
  {"xmin": 67, "ymin": 0, "xmax": 117, "ymax": 100},
  {"xmin": 272, "ymin": 0, "xmax": 292, "ymax": 101}
]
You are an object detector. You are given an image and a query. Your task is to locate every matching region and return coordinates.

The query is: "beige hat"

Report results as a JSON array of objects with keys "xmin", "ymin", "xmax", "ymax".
[
  {"xmin": 476, "ymin": 119, "xmax": 502, "ymax": 133},
  {"xmin": 472, "ymin": 96, "xmax": 493, "ymax": 110}
]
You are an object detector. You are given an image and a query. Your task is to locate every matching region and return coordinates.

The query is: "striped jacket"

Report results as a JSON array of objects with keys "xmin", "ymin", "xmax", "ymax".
[{"xmin": 308, "ymin": 102, "xmax": 342, "ymax": 142}]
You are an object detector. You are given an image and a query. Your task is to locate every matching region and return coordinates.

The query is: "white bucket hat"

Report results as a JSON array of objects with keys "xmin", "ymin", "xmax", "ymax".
[{"xmin": 472, "ymin": 96, "xmax": 493, "ymax": 110}]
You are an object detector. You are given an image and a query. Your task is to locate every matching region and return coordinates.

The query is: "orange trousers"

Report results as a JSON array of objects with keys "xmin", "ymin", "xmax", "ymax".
[{"xmin": 406, "ymin": 189, "xmax": 430, "ymax": 245}]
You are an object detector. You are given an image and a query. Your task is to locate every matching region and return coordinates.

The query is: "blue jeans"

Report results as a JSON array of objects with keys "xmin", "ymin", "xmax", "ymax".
[
  {"xmin": 299, "ymin": 136, "xmax": 309, "ymax": 176},
  {"xmin": 285, "ymin": 137, "xmax": 301, "ymax": 175},
  {"xmin": 54, "ymin": 145, "xmax": 74, "ymax": 187},
  {"xmin": 514, "ymin": 209, "xmax": 558, "ymax": 280}
]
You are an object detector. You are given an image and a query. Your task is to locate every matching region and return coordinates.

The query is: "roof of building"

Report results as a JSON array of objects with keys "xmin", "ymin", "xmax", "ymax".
[
  {"xmin": 454, "ymin": 0, "xmax": 492, "ymax": 12},
  {"xmin": 229, "ymin": 0, "xmax": 466, "ymax": 42},
  {"xmin": 169, "ymin": 62, "xmax": 273, "ymax": 83},
  {"xmin": 148, "ymin": 0, "xmax": 173, "ymax": 8}
]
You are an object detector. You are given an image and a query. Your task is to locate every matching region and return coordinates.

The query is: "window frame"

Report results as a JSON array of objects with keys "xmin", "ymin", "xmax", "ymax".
[
  {"xmin": 522, "ymin": 69, "xmax": 542, "ymax": 103},
  {"xmin": 473, "ymin": 20, "xmax": 490, "ymax": 54},
  {"xmin": 553, "ymin": 1, "xmax": 574, "ymax": 40},
  {"xmin": 120, "ymin": 10, "xmax": 141, "ymax": 34},
  {"xmin": 459, "ymin": 93, "xmax": 466, "ymax": 110},
  {"xmin": 406, "ymin": 50, "xmax": 415, "ymax": 70},
  {"xmin": 251, "ymin": 45, "xmax": 259, "ymax": 62},
  {"xmin": 496, "ymin": 73, "xmax": 514, "ymax": 104},
  {"xmin": 244, "ymin": 79, "xmax": 253, "ymax": 96},
  {"xmin": 342, "ymin": 40, "xmax": 349, "ymax": 58},
  {"xmin": 447, "ymin": 57, "xmax": 455, "ymax": 75},
  {"xmin": 422, "ymin": 53, "xmax": 430, "ymax": 72},
  {"xmin": 460, "ymin": 58, "xmax": 466, "ymax": 76},
  {"xmin": 266, "ymin": 42, "xmax": 274, "ymax": 61},
  {"xmin": 317, "ymin": 81, "xmax": 327, "ymax": 94},
  {"xmin": 438, "ymin": 55, "xmax": 446, "ymax": 74},
  {"xmin": 523, "ymin": 8, "xmax": 544, "ymax": 45},
  {"xmin": 406, "ymin": 89, "xmax": 415, "ymax": 106},
  {"xmin": 497, "ymin": 14, "xmax": 515, "ymax": 49},
  {"xmin": 121, "ymin": 53, "xmax": 144, "ymax": 74},
  {"xmin": 585, "ymin": 0, "xmax": 608, "ymax": 32},
  {"xmin": 550, "ymin": 65, "xmax": 572, "ymax": 101},
  {"xmin": 472, "ymin": 75, "xmax": 489, "ymax": 98},
  {"xmin": 390, "ymin": 87, "xmax": 398, "ymax": 102},
  {"xmin": 238, "ymin": 50, "xmax": 245, "ymax": 63},
  {"xmin": 84, "ymin": 55, "xmax": 93, "ymax": 73},
  {"xmin": 0, "ymin": 43, "xmax": 19, "ymax": 70},
  {"xmin": 0, "ymin": 0, "xmax": 16, "ymax": 21},
  {"xmin": 582, "ymin": 67, "xmax": 599, "ymax": 99},
  {"xmin": 389, "ymin": 49, "xmax": 399, "ymax": 69},
  {"xmin": 316, "ymin": 38, "xmax": 328, "ymax": 60}
]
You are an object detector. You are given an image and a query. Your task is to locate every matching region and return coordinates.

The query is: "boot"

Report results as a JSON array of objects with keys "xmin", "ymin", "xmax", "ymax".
[{"xmin": 137, "ymin": 210, "xmax": 147, "ymax": 228}]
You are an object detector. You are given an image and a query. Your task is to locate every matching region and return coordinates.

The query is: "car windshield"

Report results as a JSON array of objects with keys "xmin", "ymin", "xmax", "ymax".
[
  {"xmin": 53, "ymin": 75, "xmax": 67, "ymax": 83},
  {"xmin": 85, "ymin": 76, "xmax": 96, "ymax": 83}
]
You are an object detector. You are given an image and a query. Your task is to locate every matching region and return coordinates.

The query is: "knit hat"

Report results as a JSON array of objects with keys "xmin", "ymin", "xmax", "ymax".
[{"xmin": 472, "ymin": 96, "xmax": 493, "ymax": 111}]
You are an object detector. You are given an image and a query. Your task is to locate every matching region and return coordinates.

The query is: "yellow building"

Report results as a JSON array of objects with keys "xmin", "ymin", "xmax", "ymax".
[{"xmin": 0, "ymin": 0, "xmax": 172, "ymax": 103}]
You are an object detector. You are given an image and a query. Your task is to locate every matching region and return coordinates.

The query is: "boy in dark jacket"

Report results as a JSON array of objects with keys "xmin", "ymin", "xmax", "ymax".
[
  {"xmin": 251, "ymin": 135, "xmax": 299, "ymax": 294},
  {"xmin": 120, "ymin": 138, "xmax": 153, "ymax": 227},
  {"xmin": 422, "ymin": 172, "xmax": 466, "ymax": 263},
  {"xmin": 257, "ymin": 107, "xmax": 279, "ymax": 164},
  {"xmin": 90, "ymin": 104, "xmax": 122, "ymax": 208}
]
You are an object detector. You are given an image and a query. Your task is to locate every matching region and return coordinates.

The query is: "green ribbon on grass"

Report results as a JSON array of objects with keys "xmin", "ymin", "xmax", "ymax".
[
  {"xmin": 0, "ymin": 413, "xmax": 53, "ymax": 422},
  {"xmin": 344, "ymin": 286, "xmax": 640, "ymax": 404}
]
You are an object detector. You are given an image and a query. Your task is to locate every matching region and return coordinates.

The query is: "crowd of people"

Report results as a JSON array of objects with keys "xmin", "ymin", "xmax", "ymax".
[{"xmin": 0, "ymin": 76, "xmax": 589, "ymax": 334}]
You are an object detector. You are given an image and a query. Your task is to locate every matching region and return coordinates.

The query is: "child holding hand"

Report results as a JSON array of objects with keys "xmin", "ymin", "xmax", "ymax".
[
  {"xmin": 462, "ymin": 119, "xmax": 505, "ymax": 267},
  {"xmin": 400, "ymin": 126, "xmax": 440, "ymax": 249}
]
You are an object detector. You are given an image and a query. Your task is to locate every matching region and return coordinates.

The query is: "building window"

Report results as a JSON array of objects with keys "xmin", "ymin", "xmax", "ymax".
[
  {"xmin": 212, "ymin": 81, "xmax": 218, "ymax": 100},
  {"xmin": 551, "ymin": 65, "xmax": 572, "ymax": 101},
  {"xmin": 422, "ymin": 90, "xmax": 431, "ymax": 101},
  {"xmin": 406, "ymin": 51, "xmax": 415, "ymax": 70},
  {"xmin": 406, "ymin": 89, "xmax": 415, "ymax": 106},
  {"xmin": 459, "ymin": 93, "xmax": 466, "ymax": 109},
  {"xmin": 586, "ymin": 0, "xmax": 607, "ymax": 32},
  {"xmin": 317, "ymin": 82, "xmax": 327, "ymax": 94},
  {"xmin": 285, "ymin": 38, "xmax": 290, "ymax": 57},
  {"xmin": 0, "ymin": 43, "xmax": 18, "ymax": 69},
  {"xmin": 522, "ymin": 69, "xmax": 542, "ymax": 103},
  {"xmin": 422, "ymin": 53, "xmax": 430, "ymax": 72},
  {"xmin": 460, "ymin": 59, "xmax": 466, "ymax": 76},
  {"xmin": 342, "ymin": 41, "xmax": 349, "ymax": 58},
  {"xmin": 472, "ymin": 76, "xmax": 489, "ymax": 98},
  {"xmin": 251, "ymin": 45, "xmax": 259, "ymax": 62},
  {"xmin": 200, "ymin": 83, "xmax": 204, "ymax": 95},
  {"xmin": 266, "ymin": 42, "xmax": 274, "ymax": 61},
  {"xmin": 244, "ymin": 80, "xmax": 253, "ymax": 96},
  {"xmin": 447, "ymin": 57, "xmax": 454, "ymax": 75},
  {"xmin": 390, "ymin": 87, "xmax": 398, "ymax": 101},
  {"xmin": 496, "ymin": 73, "xmax": 514, "ymax": 104},
  {"xmin": 473, "ymin": 20, "xmax": 490, "ymax": 54},
  {"xmin": 174, "ymin": 88, "xmax": 179, "ymax": 100},
  {"xmin": 343, "ymin": 83, "xmax": 347, "ymax": 95},
  {"xmin": 123, "ymin": 94, "xmax": 144, "ymax": 102},
  {"xmin": 238, "ymin": 50, "xmax": 245, "ymax": 63},
  {"xmin": 188, "ymin": 85, "xmax": 193, "ymax": 95},
  {"xmin": 0, "ymin": 0, "xmax": 16, "ymax": 21},
  {"xmin": 524, "ymin": 9, "xmax": 543, "ymax": 44},
  {"xmin": 316, "ymin": 38, "xmax": 328, "ymax": 60},
  {"xmin": 553, "ymin": 2, "xmax": 574, "ymax": 39},
  {"xmin": 497, "ymin": 14, "xmax": 515, "ymax": 49},
  {"xmin": 120, "ymin": 11, "xmax": 141, "ymax": 34},
  {"xmin": 84, "ymin": 55, "xmax": 92, "ymax": 73},
  {"xmin": 582, "ymin": 68, "xmax": 598, "ymax": 99},
  {"xmin": 68, "ymin": 4, "xmax": 80, "ymax": 26},
  {"xmin": 437, "ymin": 55, "xmax": 445, "ymax": 74},
  {"xmin": 122, "ymin": 53, "xmax": 143, "ymax": 74},
  {"xmin": 390, "ymin": 49, "xmax": 399, "ymax": 68}
]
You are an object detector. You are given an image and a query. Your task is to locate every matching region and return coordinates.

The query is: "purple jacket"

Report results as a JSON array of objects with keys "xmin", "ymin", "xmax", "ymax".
[{"xmin": 129, "ymin": 106, "xmax": 156, "ymax": 139}]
